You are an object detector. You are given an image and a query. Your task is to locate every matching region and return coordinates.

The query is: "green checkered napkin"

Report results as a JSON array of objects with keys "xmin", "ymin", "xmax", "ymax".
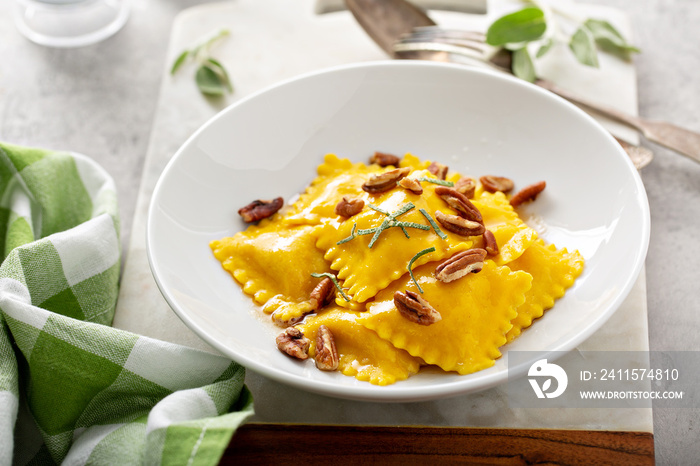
[{"xmin": 0, "ymin": 142, "xmax": 253, "ymax": 465}]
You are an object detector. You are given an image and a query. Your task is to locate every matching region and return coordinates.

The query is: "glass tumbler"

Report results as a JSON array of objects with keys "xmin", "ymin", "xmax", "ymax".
[{"xmin": 14, "ymin": 0, "xmax": 130, "ymax": 48}]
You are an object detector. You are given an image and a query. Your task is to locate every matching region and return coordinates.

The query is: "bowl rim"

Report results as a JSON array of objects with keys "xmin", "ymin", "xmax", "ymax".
[{"xmin": 146, "ymin": 60, "xmax": 650, "ymax": 402}]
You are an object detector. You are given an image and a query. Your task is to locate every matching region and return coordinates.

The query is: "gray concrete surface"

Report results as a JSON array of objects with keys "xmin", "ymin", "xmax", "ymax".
[{"xmin": 1, "ymin": 0, "xmax": 699, "ymax": 463}]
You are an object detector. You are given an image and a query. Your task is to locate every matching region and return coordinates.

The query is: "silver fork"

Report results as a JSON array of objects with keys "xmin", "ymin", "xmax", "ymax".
[{"xmin": 395, "ymin": 26, "xmax": 700, "ymax": 167}]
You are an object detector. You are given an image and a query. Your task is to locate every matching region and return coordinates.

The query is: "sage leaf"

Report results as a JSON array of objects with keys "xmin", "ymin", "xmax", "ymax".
[
  {"xmin": 195, "ymin": 64, "xmax": 228, "ymax": 96},
  {"xmin": 205, "ymin": 58, "xmax": 234, "ymax": 93},
  {"xmin": 171, "ymin": 28, "xmax": 234, "ymax": 97},
  {"xmin": 486, "ymin": 7, "xmax": 546, "ymax": 46},
  {"xmin": 408, "ymin": 247, "xmax": 436, "ymax": 294},
  {"xmin": 170, "ymin": 50, "xmax": 190, "ymax": 75},
  {"xmin": 536, "ymin": 38, "xmax": 553, "ymax": 58},
  {"xmin": 415, "ymin": 177, "xmax": 454, "ymax": 187},
  {"xmin": 512, "ymin": 47, "xmax": 536, "ymax": 82},
  {"xmin": 584, "ymin": 19, "xmax": 640, "ymax": 60},
  {"xmin": 569, "ymin": 26, "xmax": 599, "ymax": 68}
]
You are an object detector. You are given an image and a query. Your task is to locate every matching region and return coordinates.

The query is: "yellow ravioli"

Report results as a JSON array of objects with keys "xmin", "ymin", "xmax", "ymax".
[
  {"xmin": 505, "ymin": 239, "xmax": 585, "ymax": 342},
  {"xmin": 359, "ymin": 261, "xmax": 532, "ymax": 375},
  {"xmin": 210, "ymin": 219, "xmax": 331, "ymax": 323},
  {"xmin": 211, "ymin": 152, "xmax": 585, "ymax": 384},
  {"xmin": 264, "ymin": 299, "xmax": 317, "ymax": 327},
  {"xmin": 317, "ymin": 171, "xmax": 475, "ymax": 303},
  {"xmin": 472, "ymin": 191, "xmax": 538, "ymax": 264},
  {"xmin": 284, "ymin": 153, "xmax": 383, "ymax": 226},
  {"xmin": 398, "ymin": 153, "xmax": 431, "ymax": 171},
  {"xmin": 297, "ymin": 306, "xmax": 421, "ymax": 385}
]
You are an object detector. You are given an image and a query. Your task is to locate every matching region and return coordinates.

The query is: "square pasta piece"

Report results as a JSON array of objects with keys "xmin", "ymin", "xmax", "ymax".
[
  {"xmin": 210, "ymin": 217, "xmax": 331, "ymax": 325},
  {"xmin": 358, "ymin": 260, "xmax": 532, "ymax": 375},
  {"xmin": 505, "ymin": 239, "xmax": 585, "ymax": 342},
  {"xmin": 284, "ymin": 153, "xmax": 385, "ymax": 226},
  {"xmin": 316, "ymin": 170, "xmax": 477, "ymax": 303},
  {"xmin": 297, "ymin": 306, "xmax": 421, "ymax": 385},
  {"xmin": 284, "ymin": 152, "xmax": 432, "ymax": 227},
  {"xmin": 471, "ymin": 191, "xmax": 538, "ymax": 265}
]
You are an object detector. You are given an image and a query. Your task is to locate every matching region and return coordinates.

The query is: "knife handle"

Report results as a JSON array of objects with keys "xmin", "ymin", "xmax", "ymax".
[{"xmin": 536, "ymin": 78, "xmax": 700, "ymax": 164}]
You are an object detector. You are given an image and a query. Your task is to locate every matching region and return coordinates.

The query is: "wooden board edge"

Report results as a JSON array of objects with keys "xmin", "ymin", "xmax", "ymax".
[{"xmin": 223, "ymin": 424, "xmax": 654, "ymax": 465}]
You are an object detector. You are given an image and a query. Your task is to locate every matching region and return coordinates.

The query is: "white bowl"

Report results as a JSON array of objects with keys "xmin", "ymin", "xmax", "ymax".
[{"xmin": 147, "ymin": 61, "xmax": 649, "ymax": 402}]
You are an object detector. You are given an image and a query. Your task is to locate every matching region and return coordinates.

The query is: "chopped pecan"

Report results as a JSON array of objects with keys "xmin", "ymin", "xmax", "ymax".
[
  {"xmin": 435, "ymin": 210, "xmax": 485, "ymax": 237},
  {"xmin": 362, "ymin": 167, "xmax": 410, "ymax": 194},
  {"xmin": 435, "ymin": 248, "xmax": 487, "ymax": 283},
  {"xmin": 394, "ymin": 290, "xmax": 441, "ymax": 325},
  {"xmin": 510, "ymin": 181, "xmax": 547, "ymax": 207},
  {"xmin": 314, "ymin": 325, "xmax": 339, "ymax": 371},
  {"xmin": 370, "ymin": 151, "xmax": 401, "ymax": 167},
  {"xmin": 309, "ymin": 277, "xmax": 335, "ymax": 311},
  {"xmin": 480, "ymin": 175, "xmax": 514, "ymax": 193},
  {"xmin": 398, "ymin": 177, "xmax": 423, "ymax": 194},
  {"xmin": 276, "ymin": 327, "xmax": 311, "ymax": 360},
  {"xmin": 483, "ymin": 230, "xmax": 499, "ymax": 256},
  {"xmin": 335, "ymin": 197, "xmax": 364, "ymax": 218},
  {"xmin": 434, "ymin": 186, "xmax": 483, "ymax": 223},
  {"xmin": 238, "ymin": 197, "xmax": 284, "ymax": 223},
  {"xmin": 454, "ymin": 177, "xmax": 477, "ymax": 199},
  {"xmin": 427, "ymin": 161, "xmax": 448, "ymax": 180}
]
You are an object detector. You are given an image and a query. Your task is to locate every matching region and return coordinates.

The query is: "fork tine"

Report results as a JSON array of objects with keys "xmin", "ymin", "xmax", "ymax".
[
  {"xmin": 398, "ymin": 27, "xmax": 489, "ymax": 55},
  {"xmin": 398, "ymin": 35, "xmax": 487, "ymax": 54},
  {"xmin": 395, "ymin": 26, "xmax": 511, "ymax": 72},
  {"xmin": 410, "ymin": 26, "xmax": 486, "ymax": 42},
  {"xmin": 393, "ymin": 40, "xmax": 512, "ymax": 74},
  {"xmin": 393, "ymin": 41, "xmax": 486, "ymax": 61}
]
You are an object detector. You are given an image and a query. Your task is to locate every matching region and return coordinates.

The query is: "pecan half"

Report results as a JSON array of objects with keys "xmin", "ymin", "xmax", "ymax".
[
  {"xmin": 427, "ymin": 161, "xmax": 448, "ymax": 180},
  {"xmin": 483, "ymin": 230, "xmax": 499, "ymax": 256},
  {"xmin": 335, "ymin": 197, "xmax": 364, "ymax": 218},
  {"xmin": 309, "ymin": 277, "xmax": 335, "ymax": 311},
  {"xmin": 314, "ymin": 325, "xmax": 339, "ymax": 371},
  {"xmin": 435, "ymin": 210, "xmax": 485, "ymax": 237},
  {"xmin": 238, "ymin": 197, "xmax": 284, "ymax": 223},
  {"xmin": 454, "ymin": 177, "xmax": 477, "ymax": 199},
  {"xmin": 510, "ymin": 181, "xmax": 547, "ymax": 207},
  {"xmin": 362, "ymin": 167, "xmax": 410, "ymax": 194},
  {"xmin": 276, "ymin": 327, "xmax": 311, "ymax": 360},
  {"xmin": 434, "ymin": 186, "xmax": 483, "ymax": 223},
  {"xmin": 398, "ymin": 177, "xmax": 423, "ymax": 194},
  {"xmin": 435, "ymin": 248, "xmax": 487, "ymax": 283},
  {"xmin": 370, "ymin": 151, "xmax": 401, "ymax": 167},
  {"xmin": 394, "ymin": 290, "xmax": 441, "ymax": 325},
  {"xmin": 480, "ymin": 175, "xmax": 514, "ymax": 193}
]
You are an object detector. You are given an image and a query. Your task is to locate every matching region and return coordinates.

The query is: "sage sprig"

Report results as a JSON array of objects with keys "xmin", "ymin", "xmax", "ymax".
[
  {"xmin": 171, "ymin": 29, "xmax": 234, "ymax": 97},
  {"xmin": 419, "ymin": 208, "xmax": 447, "ymax": 240},
  {"xmin": 408, "ymin": 247, "xmax": 436, "ymax": 294},
  {"xmin": 310, "ymin": 272, "xmax": 351, "ymax": 302},
  {"xmin": 485, "ymin": 4, "xmax": 640, "ymax": 82},
  {"xmin": 415, "ymin": 177, "xmax": 454, "ymax": 187},
  {"xmin": 366, "ymin": 208, "xmax": 431, "ymax": 248},
  {"xmin": 335, "ymin": 202, "xmax": 435, "ymax": 248},
  {"xmin": 583, "ymin": 19, "xmax": 641, "ymax": 60},
  {"xmin": 336, "ymin": 224, "xmax": 358, "ymax": 245}
]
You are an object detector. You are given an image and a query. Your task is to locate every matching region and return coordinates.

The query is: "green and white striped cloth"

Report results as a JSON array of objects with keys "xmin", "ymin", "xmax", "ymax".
[{"xmin": 0, "ymin": 143, "xmax": 253, "ymax": 465}]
